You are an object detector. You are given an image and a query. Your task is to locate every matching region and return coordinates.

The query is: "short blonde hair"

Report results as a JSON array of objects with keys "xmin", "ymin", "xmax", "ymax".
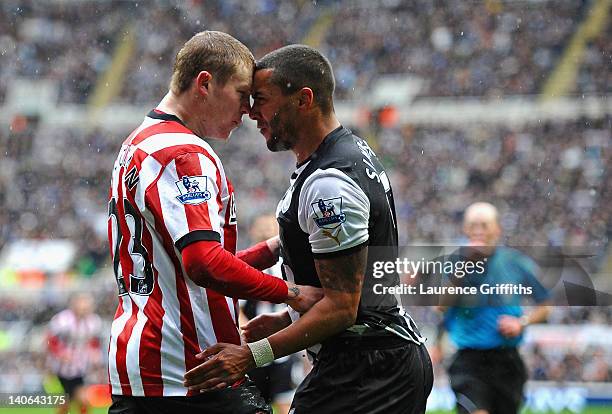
[{"xmin": 170, "ymin": 31, "xmax": 254, "ymax": 95}]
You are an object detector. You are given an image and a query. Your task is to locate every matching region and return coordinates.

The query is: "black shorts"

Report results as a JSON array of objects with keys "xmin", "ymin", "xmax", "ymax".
[
  {"xmin": 247, "ymin": 356, "xmax": 295, "ymax": 402},
  {"xmin": 58, "ymin": 376, "xmax": 84, "ymax": 399},
  {"xmin": 448, "ymin": 348, "xmax": 527, "ymax": 414},
  {"xmin": 290, "ymin": 335, "xmax": 433, "ymax": 414},
  {"xmin": 108, "ymin": 380, "xmax": 271, "ymax": 414}
]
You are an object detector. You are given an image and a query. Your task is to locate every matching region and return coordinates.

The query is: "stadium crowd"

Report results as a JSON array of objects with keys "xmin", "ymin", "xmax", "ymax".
[
  {"xmin": 0, "ymin": 0, "xmax": 610, "ymax": 402},
  {"xmin": 574, "ymin": 21, "xmax": 612, "ymax": 96},
  {"xmin": 1, "ymin": 117, "xmax": 609, "ymax": 272},
  {"xmin": 119, "ymin": 0, "xmax": 319, "ymax": 105},
  {"xmin": 525, "ymin": 344, "xmax": 611, "ymax": 382},
  {"xmin": 380, "ymin": 119, "xmax": 610, "ymax": 249},
  {"xmin": 1, "ymin": 115, "xmax": 610, "ymax": 391},
  {"xmin": 323, "ymin": 0, "xmax": 586, "ymax": 98},
  {"xmin": 0, "ymin": 123, "xmax": 112, "ymax": 273},
  {"xmin": 0, "ymin": 0, "xmax": 130, "ymax": 103},
  {"xmin": 0, "ymin": 0, "xmax": 318, "ymax": 105},
  {"xmin": 4, "ymin": 0, "xmax": 607, "ymax": 105}
]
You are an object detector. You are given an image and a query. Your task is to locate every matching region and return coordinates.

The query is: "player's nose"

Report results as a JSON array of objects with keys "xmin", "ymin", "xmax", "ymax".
[
  {"xmin": 240, "ymin": 98, "xmax": 251, "ymax": 115},
  {"xmin": 249, "ymin": 106, "xmax": 260, "ymax": 121}
]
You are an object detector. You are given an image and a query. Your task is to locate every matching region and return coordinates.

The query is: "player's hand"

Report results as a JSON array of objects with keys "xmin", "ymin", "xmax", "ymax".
[
  {"xmin": 497, "ymin": 315, "xmax": 523, "ymax": 338},
  {"xmin": 242, "ymin": 310, "xmax": 291, "ymax": 342},
  {"xmin": 184, "ymin": 343, "xmax": 255, "ymax": 393},
  {"xmin": 285, "ymin": 283, "xmax": 324, "ymax": 314}
]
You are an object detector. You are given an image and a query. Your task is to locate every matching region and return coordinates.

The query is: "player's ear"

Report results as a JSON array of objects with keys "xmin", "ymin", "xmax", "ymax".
[
  {"xmin": 195, "ymin": 71, "xmax": 212, "ymax": 97},
  {"xmin": 297, "ymin": 87, "xmax": 314, "ymax": 110}
]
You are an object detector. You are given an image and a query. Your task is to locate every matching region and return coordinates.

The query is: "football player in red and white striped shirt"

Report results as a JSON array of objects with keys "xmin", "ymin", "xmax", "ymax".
[
  {"xmin": 107, "ymin": 31, "xmax": 321, "ymax": 414},
  {"xmin": 47, "ymin": 293, "xmax": 102, "ymax": 414}
]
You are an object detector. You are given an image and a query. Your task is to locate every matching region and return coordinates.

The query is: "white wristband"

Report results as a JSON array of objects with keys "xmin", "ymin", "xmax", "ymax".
[{"xmin": 247, "ymin": 338, "xmax": 275, "ymax": 367}]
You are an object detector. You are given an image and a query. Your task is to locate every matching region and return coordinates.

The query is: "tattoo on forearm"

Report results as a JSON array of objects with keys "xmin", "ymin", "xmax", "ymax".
[
  {"xmin": 288, "ymin": 286, "xmax": 300, "ymax": 298},
  {"xmin": 315, "ymin": 246, "xmax": 367, "ymax": 293}
]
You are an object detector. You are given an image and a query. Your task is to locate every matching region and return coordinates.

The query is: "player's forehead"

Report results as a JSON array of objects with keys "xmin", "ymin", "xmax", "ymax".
[
  {"xmin": 252, "ymin": 69, "xmax": 278, "ymax": 94},
  {"xmin": 227, "ymin": 62, "xmax": 252, "ymax": 89},
  {"xmin": 465, "ymin": 215, "xmax": 497, "ymax": 231},
  {"xmin": 466, "ymin": 217, "xmax": 494, "ymax": 227}
]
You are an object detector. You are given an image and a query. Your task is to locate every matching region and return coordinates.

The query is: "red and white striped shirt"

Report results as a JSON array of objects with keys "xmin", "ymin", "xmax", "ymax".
[
  {"xmin": 107, "ymin": 110, "xmax": 240, "ymax": 396},
  {"xmin": 48, "ymin": 309, "xmax": 102, "ymax": 379}
]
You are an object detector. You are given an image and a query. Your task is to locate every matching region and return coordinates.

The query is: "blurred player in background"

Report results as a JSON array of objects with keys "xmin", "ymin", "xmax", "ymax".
[
  {"xmin": 240, "ymin": 215, "xmax": 297, "ymax": 414},
  {"xmin": 184, "ymin": 45, "xmax": 433, "ymax": 414},
  {"xmin": 107, "ymin": 31, "xmax": 321, "ymax": 414},
  {"xmin": 434, "ymin": 202, "xmax": 551, "ymax": 414},
  {"xmin": 47, "ymin": 293, "xmax": 102, "ymax": 414}
]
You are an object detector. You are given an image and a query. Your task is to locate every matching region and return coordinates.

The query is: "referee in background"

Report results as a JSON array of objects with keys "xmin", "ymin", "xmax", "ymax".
[{"xmin": 434, "ymin": 202, "xmax": 551, "ymax": 414}]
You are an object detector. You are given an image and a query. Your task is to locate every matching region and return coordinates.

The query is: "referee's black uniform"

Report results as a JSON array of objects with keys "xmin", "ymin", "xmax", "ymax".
[{"xmin": 277, "ymin": 126, "xmax": 433, "ymax": 414}]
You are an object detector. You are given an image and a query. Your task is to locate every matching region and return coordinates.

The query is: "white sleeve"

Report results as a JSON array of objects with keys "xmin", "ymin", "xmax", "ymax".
[{"xmin": 298, "ymin": 168, "xmax": 370, "ymax": 255}]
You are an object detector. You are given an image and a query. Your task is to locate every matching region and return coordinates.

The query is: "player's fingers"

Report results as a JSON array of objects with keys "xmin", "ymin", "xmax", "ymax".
[
  {"xmin": 241, "ymin": 318, "xmax": 261, "ymax": 331},
  {"xmin": 241, "ymin": 329, "xmax": 252, "ymax": 341},
  {"xmin": 188, "ymin": 355, "xmax": 244, "ymax": 386},
  {"xmin": 196, "ymin": 343, "xmax": 224, "ymax": 359},
  {"xmin": 241, "ymin": 325, "xmax": 259, "ymax": 338},
  {"xmin": 184, "ymin": 366, "xmax": 224, "ymax": 387},
  {"xmin": 189, "ymin": 374, "xmax": 233, "ymax": 392},
  {"xmin": 197, "ymin": 381, "xmax": 228, "ymax": 392},
  {"xmin": 241, "ymin": 327, "xmax": 257, "ymax": 341},
  {"xmin": 184, "ymin": 357, "xmax": 221, "ymax": 382}
]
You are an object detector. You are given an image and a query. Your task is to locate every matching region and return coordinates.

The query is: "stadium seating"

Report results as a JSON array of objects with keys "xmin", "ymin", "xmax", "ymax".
[{"xmin": 0, "ymin": 0, "xmax": 610, "ymax": 402}]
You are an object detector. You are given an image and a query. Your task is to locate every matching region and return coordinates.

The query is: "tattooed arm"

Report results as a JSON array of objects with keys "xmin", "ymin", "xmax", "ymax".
[
  {"xmin": 265, "ymin": 244, "xmax": 367, "ymax": 358},
  {"xmin": 182, "ymin": 245, "xmax": 369, "ymax": 392}
]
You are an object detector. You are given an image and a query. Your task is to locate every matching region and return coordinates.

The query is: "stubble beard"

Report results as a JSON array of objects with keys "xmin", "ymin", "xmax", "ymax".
[{"xmin": 266, "ymin": 108, "xmax": 297, "ymax": 152}]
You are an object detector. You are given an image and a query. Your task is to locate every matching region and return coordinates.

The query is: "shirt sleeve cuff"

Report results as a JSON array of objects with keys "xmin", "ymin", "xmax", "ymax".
[
  {"xmin": 175, "ymin": 230, "xmax": 221, "ymax": 251},
  {"xmin": 312, "ymin": 239, "xmax": 369, "ymax": 259}
]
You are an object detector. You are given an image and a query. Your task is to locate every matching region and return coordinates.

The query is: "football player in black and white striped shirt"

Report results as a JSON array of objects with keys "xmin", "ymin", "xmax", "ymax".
[{"xmin": 185, "ymin": 45, "xmax": 433, "ymax": 414}]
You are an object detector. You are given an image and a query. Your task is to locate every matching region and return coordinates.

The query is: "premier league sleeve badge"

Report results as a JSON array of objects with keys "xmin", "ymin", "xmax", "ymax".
[
  {"xmin": 311, "ymin": 197, "xmax": 346, "ymax": 228},
  {"xmin": 175, "ymin": 175, "xmax": 212, "ymax": 205},
  {"xmin": 310, "ymin": 197, "xmax": 347, "ymax": 246}
]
